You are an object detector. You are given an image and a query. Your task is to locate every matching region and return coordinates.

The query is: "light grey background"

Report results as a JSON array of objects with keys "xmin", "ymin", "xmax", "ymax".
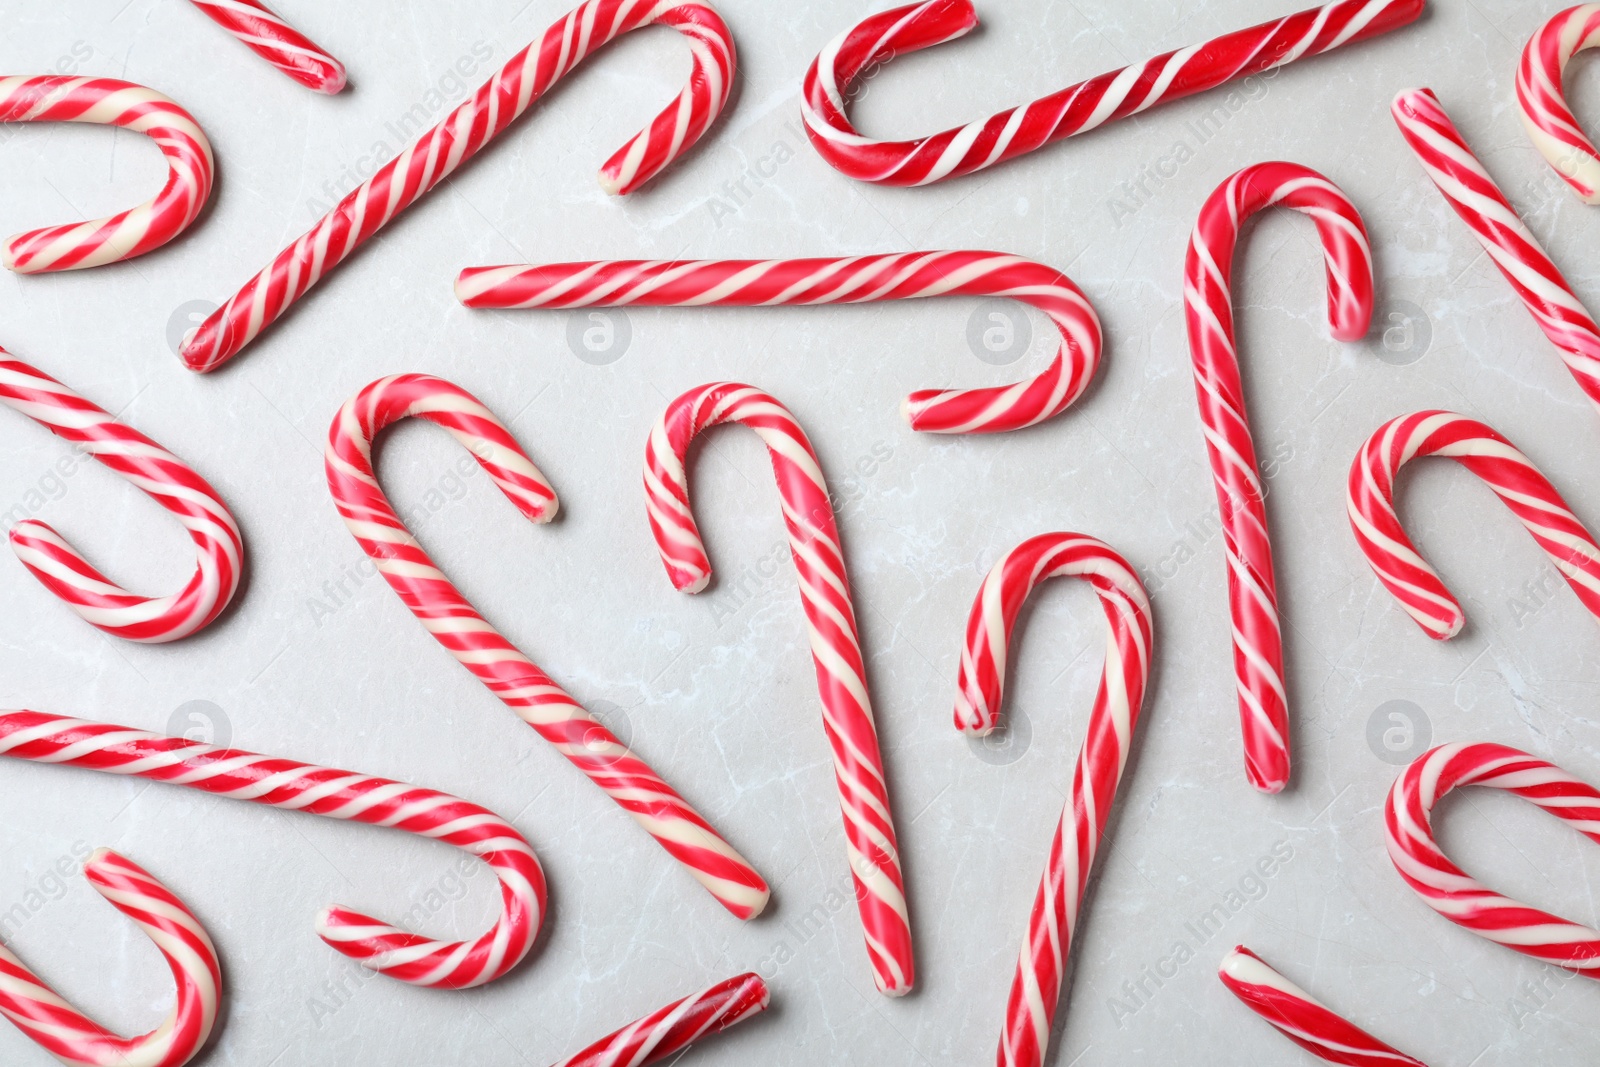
[{"xmin": 2, "ymin": 0, "xmax": 1599, "ymax": 1063}]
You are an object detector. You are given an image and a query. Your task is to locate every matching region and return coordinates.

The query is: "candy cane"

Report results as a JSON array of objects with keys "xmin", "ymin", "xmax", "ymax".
[
  {"xmin": 187, "ymin": 0, "xmax": 347, "ymax": 94},
  {"xmin": 1388, "ymin": 742, "xmax": 1600, "ymax": 976},
  {"xmin": 1393, "ymin": 88, "xmax": 1600, "ymax": 414},
  {"xmin": 0, "ymin": 77, "xmax": 213, "ymax": 272},
  {"xmin": 0, "ymin": 709, "xmax": 544, "ymax": 989},
  {"xmin": 548, "ymin": 973, "xmax": 769, "ymax": 1067},
  {"xmin": 455, "ymin": 252, "xmax": 1101, "ymax": 435},
  {"xmin": 952, "ymin": 533, "xmax": 1152, "ymax": 1067},
  {"xmin": 644, "ymin": 382, "xmax": 910, "ymax": 994},
  {"xmin": 1348, "ymin": 410, "xmax": 1600, "ymax": 640},
  {"xmin": 1, "ymin": 353, "xmax": 243, "ymax": 643},
  {"xmin": 0, "ymin": 849, "xmax": 220, "ymax": 1067},
  {"xmin": 1184, "ymin": 162, "xmax": 1373, "ymax": 795},
  {"xmin": 801, "ymin": 0, "xmax": 1424, "ymax": 186},
  {"xmin": 1517, "ymin": 6, "xmax": 1600, "ymax": 204},
  {"xmin": 325, "ymin": 374, "xmax": 767, "ymax": 920},
  {"xmin": 1219, "ymin": 946, "xmax": 1429, "ymax": 1066},
  {"xmin": 180, "ymin": 0, "xmax": 735, "ymax": 372}
]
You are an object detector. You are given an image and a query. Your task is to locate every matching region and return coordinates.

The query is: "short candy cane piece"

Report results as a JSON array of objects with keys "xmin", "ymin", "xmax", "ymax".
[
  {"xmin": 187, "ymin": 0, "xmax": 347, "ymax": 94},
  {"xmin": 548, "ymin": 973, "xmax": 769, "ymax": 1067},
  {"xmin": 1518, "ymin": 6, "xmax": 1600, "ymax": 204},
  {"xmin": 1, "ymin": 353, "xmax": 243, "ymax": 643},
  {"xmin": 325, "ymin": 374, "xmax": 767, "ymax": 920},
  {"xmin": 1184, "ymin": 162, "xmax": 1374, "ymax": 795},
  {"xmin": 1388, "ymin": 742, "xmax": 1600, "ymax": 976},
  {"xmin": 1348, "ymin": 410, "xmax": 1600, "ymax": 640},
  {"xmin": 0, "ymin": 77, "xmax": 213, "ymax": 272},
  {"xmin": 0, "ymin": 710, "xmax": 545, "ymax": 989},
  {"xmin": 645, "ymin": 382, "xmax": 911, "ymax": 995},
  {"xmin": 455, "ymin": 251, "xmax": 1102, "ymax": 435},
  {"xmin": 0, "ymin": 850, "xmax": 220, "ymax": 1067},
  {"xmin": 1393, "ymin": 88, "xmax": 1600, "ymax": 414},
  {"xmin": 181, "ymin": 0, "xmax": 736, "ymax": 372},
  {"xmin": 801, "ymin": 0, "xmax": 1425, "ymax": 186},
  {"xmin": 952, "ymin": 533, "xmax": 1152, "ymax": 1067},
  {"xmin": 1219, "ymin": 946, "xmax": 1430, "ymax": 1066}
]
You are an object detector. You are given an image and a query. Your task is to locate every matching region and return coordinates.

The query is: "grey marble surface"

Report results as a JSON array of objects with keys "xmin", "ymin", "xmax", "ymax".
[{"xmin": 2, "ymin": 0, "xmax": 1599, "ymax": 1063}]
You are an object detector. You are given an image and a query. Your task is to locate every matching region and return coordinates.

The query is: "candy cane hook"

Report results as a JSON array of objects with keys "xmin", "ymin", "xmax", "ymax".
[
  {"xmin": 455, "ymin": 251, "xmax": 1102, "ymax": 435},
  {"xmin": 644, "ymin": 382, "xmax": 911, "ymax": 995},
  {"xmin": 187, "ymin": 1, "xmax": 348, "ymax": 94},
  {"xmin": 0, "ymin": 709, "xmax": 545, "ymax": 989},
  {"xmin": 1, "ymin": 353, "xmax": 244, "ymax": 643},
  {"xmin": 1518, "ymin": 6, "xmax": 1600, "ymax": 204},
  {"xmin": 952, "ymin": 533, "xmax": 1152, "ymax": 1067},
  {"xmin": 547, "ymin": 973, "xmax": 769, "ymax": 1067},
  {"xmin": 325, "ymin": 374, "xmax": 768, "ymax": 920},
  {"xmin": 1184, "ymin": 162, "xmax": 1374, "ymax": 795},
  {"xmin": 1219, "ymin": 946, "xmax": 1430, "ymax": 1066},
  {"xmin": 180, "ymin": 0, "xmax": 736, "ymax": 372},
  {"xmin": 801, "ymin": 0, "xmax": 1424, "ymax": 186},
  {"xmin": 1393, "ymin": 88, "xmax": 1600, "ymax": 414},
  {"xmin": 0, "ymin": 850, "xmax": 220, "ymax": 1067},
  {"xmin": 1388, "ymin": 742, "xmax": 1600, "ymax": 976},
  {"xmin": 1348, "ymin": 411, "xmax": 1600, "ymax": 640},
  {"xmin": 0, "ymin": 77, "xmax": 214, "ymax": 272}
]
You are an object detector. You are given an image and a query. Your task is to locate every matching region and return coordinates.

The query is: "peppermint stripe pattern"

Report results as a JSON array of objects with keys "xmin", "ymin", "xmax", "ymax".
[
  {"xmin": 644, "ymin": 382, "xmax": 912, "ymax": 995},
  {"xmin": 455, "ymin": 252, "xmax": 1102, "ymax": 435},
  {"xmin": 0, "ymin": 77, "xmax": 213, "ymax": 272},
  {"xmin": 1393, "ymin": 88, "xmax": 1600, "ymax": 414},
  {"xmin": 325, "ymin": 374, "xmax": 768, "ymax": 920},
  {"xmin": 954, "ymin": 534, "xmax": 1152, "ymax": 1067},
  {"xmin": 1387, "ymin": 742, "xmax": 1600, "ymax": 976},
  {"xmin": 548, "ymin": 973, "xmax": 769, "ymax": 1067},
  {"xmin": 1219, "ymin": 947, "xmax": 1429, "ymax": 1066},
  {"xmin": 181, "ymin": 0, "xmax": 735, "ymax": 372},
  {"xmin": 1347, "ymin": 411, "xmax": 1600, "ymax": 640},
  {"xmin": 0, "ymin": 850, "xmax": 221, "ymax": 1067},
  {"xmin": 801, "ymin": 0, "xmax": 1424, "ymax": 186},
  {"xmin": 0, "ymin": 710, "xmax": 545, "ymax": 988},
  {"xmin": 1517, "ymin": 6, "xmax": 1600, "ymax": 204},
  {"xmin": 1184, "ymin": 162, "xmax": 1373, "ymax": 795},
  {"xmin": 188, "ymin": 0, "xmax": 347, "ymax": 94},
  {"xmin": 1, "ymin": 354, "xmax": 243, "ymax": 643}
]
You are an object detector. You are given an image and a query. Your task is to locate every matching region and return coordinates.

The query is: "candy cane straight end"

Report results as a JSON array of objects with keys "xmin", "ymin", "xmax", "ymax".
[{"xmin": 549, "ymin": 973, "xmax": 771, "ymax": 1067}]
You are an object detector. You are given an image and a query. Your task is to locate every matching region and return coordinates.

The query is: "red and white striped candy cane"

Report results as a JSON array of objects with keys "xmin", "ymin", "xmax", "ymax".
[
  {"xmin": 1, "ymin": 353, "xmax": 243, "ymax": 643},
  {"xmin": 0, "ymin": 849, "xmax": 220, "ymax": 1067},
  {"xmin": 187, "ymin": 0, "xmax": 347, "ymax": 94},
  {"xmin": 1219, "ymin": 946, "xmax": 1429, "ymax": 1066},
  {"xmin": 0, "ymin": 709, "xmax": 545, "ymax": 989},
  {"xmin": 1348, "ymin": 410, "xmax": 1600, "ymax": 640},
  {"xmin": 548, "ymin": 972, "xmax": 769, "ymax": 1067},
  {"xmin": 455, "ymin": 252, "xmax": 1101, "ymax": 435},
  {"xmin": 1184, "ymin": 162, "xmax": 1373, "ymax": 795},
  {"xmin": 644, "ymin": 382, "xmax": 910, "ymax": 995},
  {"xmin": 325, "ymin": 374, "xmax": 768, "ymax": 920},
  {"xmin": 1518, "ymin": 6, "xmax": 1600, "ymax": 204},
  {"xmin": 0, "ymin": 77, "xmax": 213, "ymax": 272},
  {"xmin": 1393, "ymin": 88, "xmax": 1600, "ymax": 413},
  {"xmin": 952, "ymin": 533, "xmax": 1152, "ymax": 1067},
  {"xmin": 180, "ymin": 0, "xmax": 735, "ymax": 372},
  {"xmin": 1388, "ymin": 742, "xmax": 1600, "ymax": 976},
  {"xmin": 801, "ymin": 0, "xmax": 1424, "ymax": 186}
]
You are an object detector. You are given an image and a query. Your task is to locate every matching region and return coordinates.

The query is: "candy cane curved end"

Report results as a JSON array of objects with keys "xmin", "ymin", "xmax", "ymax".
[
  {"xmin": 455, "ymin": 252, "xmax": 1103, "ymax": 436},
  {"xmin": 1347, "ymin": 411, "xmax": 1600, "ymax": 641},
  {"xmin": 1517, "ymin": 5, "xmax": 1600, "ymax": 204},
  {"xmin": 1185, "ymin": 161, "xmax": 1373, "ymax": 795},
  {"xmin": 0, "ymin": 849, "xmax": 221, "ymax": 1067},
  {"xmin": 801, "ymin": 0, "xmax": 1424, "ymax": 186},
  {"xmin": 187, "ymin": 0, "xmax": 348, "ymax": 94},
  {"xmin": 1387, "ymin": 742, "xmax": 1600, "ymax": 975},
  {"xmin": 1219, "ymin": 946, "xmax": 1430, "ymax": 1066},
  {"xmin": 1, "ymin": 355, "xmax": 244, "ymax": 643},
  {"xmin": 645, "ymin": 382, "xmax": 911, "ymax": 994},
  {"xmin": 0, "ymin": 77, "xmax": 214, "ymax": 273}
]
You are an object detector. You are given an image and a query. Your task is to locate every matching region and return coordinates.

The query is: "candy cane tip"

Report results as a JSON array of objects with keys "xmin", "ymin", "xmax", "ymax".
[
  {"xmin": 676, "ymin": 570, "xmax": 711, "ymax": 594},
  {"xmin": 312, "ymin": 67, "xmax": 348, "ymax": 95},
  {"xmin": 85, "ymin": 846, "xmax": 117, "ymax": 868},
  {"xmin": 1251, "ymin": 774, "xmax": 1288, "ymax": 795},
  {"xmin": 596, "ymin": 170, "xmax": 626, "ymax": 197}
]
